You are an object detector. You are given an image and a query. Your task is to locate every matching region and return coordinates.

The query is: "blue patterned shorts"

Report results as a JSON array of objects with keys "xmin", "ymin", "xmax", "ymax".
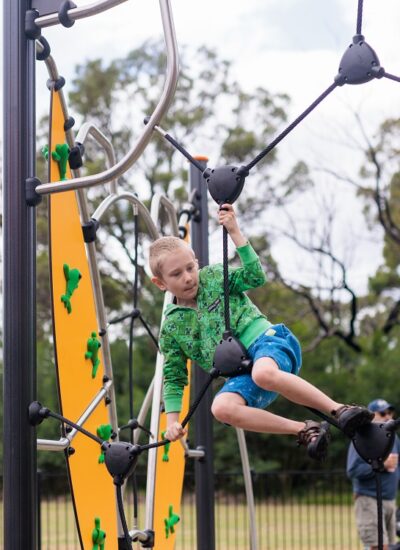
[{"xmin": 216, "ymin": 324, "xmax": 302, "ymax": 409}]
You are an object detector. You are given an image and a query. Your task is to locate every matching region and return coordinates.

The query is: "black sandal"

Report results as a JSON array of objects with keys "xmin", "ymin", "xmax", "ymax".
[
  {"xmin": 332, "ymin": 405, "xmax": 374, "ymax": 437},
  {"xmin": 297, "ymin": 420, "xmax": 331, "ymax": 461}
]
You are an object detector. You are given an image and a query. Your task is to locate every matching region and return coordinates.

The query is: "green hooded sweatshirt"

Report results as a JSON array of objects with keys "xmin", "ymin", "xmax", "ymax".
[{"xmin": 159, "ymin": 242, "xmax": 271, "ymax": 413}]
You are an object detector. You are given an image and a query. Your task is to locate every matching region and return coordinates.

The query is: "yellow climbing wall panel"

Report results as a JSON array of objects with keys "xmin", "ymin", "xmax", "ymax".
[
  {"xmin": 49, "ymin": 89, "xmax": 119, "ymax": 549},
  {"xmin": 153, "ymin": 361, "xmax": 191, "ymax": 550}
]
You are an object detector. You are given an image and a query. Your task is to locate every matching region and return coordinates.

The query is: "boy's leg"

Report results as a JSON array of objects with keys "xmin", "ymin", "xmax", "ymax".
[
  {"xmin": 251, "ymin": 357, "xmax": 373, "ymax": 435},
  {"xmin": 251, "ymin": 357, "xmax": 340, "ymax": 413},
  {"xmin": 211, "ymin": 391, "xmax": 331, "ymax": 460},
  {"xmin": 211, "ymin": 391, "xmax": 304, "ymax": 434}
]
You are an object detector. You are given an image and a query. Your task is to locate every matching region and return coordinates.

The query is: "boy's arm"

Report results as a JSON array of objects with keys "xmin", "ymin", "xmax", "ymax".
[
  {"xmin": 218, "ymin": 203, "xmax": 267, "ymax": 292},
  {"xmin": 160, "ymin": 325, "xmax": 189, "ymax": 422}
]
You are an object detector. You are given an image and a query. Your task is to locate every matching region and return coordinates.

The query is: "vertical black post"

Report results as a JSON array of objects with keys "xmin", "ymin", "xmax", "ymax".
[
  {"xmin": 190, "ymin": 158, "xmax": 216, "ymax": 550},
  {"xmin": 3, "ymin": 1, "xmax": 38, "ymax": 549}
]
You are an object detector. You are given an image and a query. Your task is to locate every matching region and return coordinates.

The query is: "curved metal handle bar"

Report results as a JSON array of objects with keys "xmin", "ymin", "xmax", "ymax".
[
  {"xmin": 92, "ymin": 192, "xmax": 160, "ymax": 240},
  {"xmin": 35, "ymin": 0, "xmax": 179, "ymax": 196},
  {"xmin": 33, "ymin": 0, "xmax": 128, "ymax": 29},
  {"xmin": 75, "ymin": 122, "xmax": 118, "ymax": 193},
  {"xmin": 37, "ymin": 436, "xmax": 71, "ymax": 451},
  {"xmin": 150, "ymin": 192, "xmax": 180, "ymax": 236}
]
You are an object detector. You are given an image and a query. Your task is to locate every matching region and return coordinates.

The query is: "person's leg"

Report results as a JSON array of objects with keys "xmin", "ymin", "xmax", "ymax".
[
  {"xmin": 355, "ymin": 495, "xmax": 389, "ymax": 550},
  {"xmin": 383, "ymin": 499, "xmax": 397, "ymax": 545},
  {"xmin": 251, "ymin": 357, "xmax": 341, "ymax": 413}
]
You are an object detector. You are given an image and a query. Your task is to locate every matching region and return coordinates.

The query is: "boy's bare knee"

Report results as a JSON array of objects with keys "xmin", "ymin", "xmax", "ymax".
[
  {"xmin": 212, "ymin": 397, "xmax": 239, "ymax": 425},
  {"xmin": 252, "ymin": 362, "xmax": 280, "ymax": 390}
]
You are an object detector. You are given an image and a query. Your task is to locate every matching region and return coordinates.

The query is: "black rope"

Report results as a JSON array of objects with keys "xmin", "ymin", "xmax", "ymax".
[
  {"xmin": 163, "ymin": 133, "xmax": 205, "ymax": 173},
  {"xmin": 47, "ymin": 410, "xmax": 103, "ymax": 445},
  {"xmin": 138, "ymin": 371, "xmax": 217, "ymax": 452},
  {"xmin": 244, "ymin": 82, "xmax": 338, "ymax": 172},
  {"xmin": 375, "ymin": 470, "xmax": 384, "ymax": 550},
  {"xmin": 356, "ymin": 0, "xmax": 364, "ymax": 35},
  {"xmin": 222, "ymin": 225, "xmax": 231, "ymax": 332},
  {"xmin": 305, "ymin": 406, "xmax": 340, "ymax": 430},
  {"xmin": 116, "ymin": 483, "xmax": 133, "ymax": 549},
  {"xmin": 138, "ymin": 316, "xmax": 159, "ymax": 350},
  {"xmin": 383, "ymin": 72, "xmax": 400, "ymax": 83}
]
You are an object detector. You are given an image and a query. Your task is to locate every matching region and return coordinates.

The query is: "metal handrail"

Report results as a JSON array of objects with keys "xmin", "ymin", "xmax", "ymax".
[
  {"xmin": 35, "ymin": 0, "xmax": 179, "ymax": 196},
  {"xmin": 33, "ymin": 0, "xmax": 127, "ymax": 29},
  {"xmin": 150, "ymin": 192, "xmax": 180, "ymax": 236},
  {"xmin": 75, "ymin": 122, "xmax": 118, "ymax": 193},
  {"xmin": 92, "ymin": 192, "xmax": 159, "ymax": 240}
]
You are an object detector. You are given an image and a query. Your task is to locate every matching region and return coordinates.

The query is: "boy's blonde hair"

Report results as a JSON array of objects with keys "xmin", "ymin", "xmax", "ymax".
[{"xmin": 149, "ymin": 236, "xmax": 193, "ymax": 278}]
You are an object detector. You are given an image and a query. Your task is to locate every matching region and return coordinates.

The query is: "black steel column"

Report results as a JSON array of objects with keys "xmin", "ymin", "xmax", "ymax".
[
  {"xmin": 190, "ymin": 159, "xmax": 216, "ymax": 550},
  {"xmin": 3, "ymin": 1, "xmax": 38, "ymax": 549}
]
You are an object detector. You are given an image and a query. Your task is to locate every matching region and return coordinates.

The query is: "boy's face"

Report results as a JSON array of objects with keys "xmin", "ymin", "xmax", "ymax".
[{"xmin": 151, "ymin": 246, "xmax": 199, "ymax": 306}]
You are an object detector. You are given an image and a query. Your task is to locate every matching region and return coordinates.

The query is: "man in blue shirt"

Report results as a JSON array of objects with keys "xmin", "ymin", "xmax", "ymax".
[{"xmin": 347, "ymin": 399, "xmax": 400, "ymax": 550}]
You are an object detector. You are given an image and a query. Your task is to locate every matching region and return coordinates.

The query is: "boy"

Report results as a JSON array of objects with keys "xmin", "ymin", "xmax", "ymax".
[{"xmin": 150, "ymin": 204, "xmax": 373, "ymax": 460}]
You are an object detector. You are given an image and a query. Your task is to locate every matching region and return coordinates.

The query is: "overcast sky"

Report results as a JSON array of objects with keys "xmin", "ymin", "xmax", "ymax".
[{"xmin": 3, "ymin": 0, "xmax": 400, "ymax": 293}]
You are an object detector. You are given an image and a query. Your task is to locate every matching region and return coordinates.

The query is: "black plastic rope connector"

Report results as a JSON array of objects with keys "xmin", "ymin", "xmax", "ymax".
[
  {"xmin": 46, "ymin": 76, "xmax": 66, "ymax": 91},
  {"xmin": 25, "ymin": 10, "xmax": 41, "ymax": 40},
  {"xmin": 36, "ymin": 36, "xmax": 51, "ymax": 61},
  {"xmin": 64, "ymin": 116, "xmax": 75, "ymax": 132},
  {"xmin": 82, "ymin": 218, "xmax": 99, "ymax": 243},
  {"xmin": 204, "ymin": 165, "xmax": 247, "ymax": 205},
  {"xmin": 28, "ymin": 401, "xmax": 50, "ymax": 425},
  {"xmin": 68, "ymin": 142, "xmax": 84, "ymax": 169},
  {"xmin": 26, "ymin": 177, "xmax": 43, "ymax": 207},
  {"xmin": 58, "ymin": 0, "xmax": 77, "ymax": 28},
  {"xmin": 335, "ymin": 34, "xmax": 383, "ymax": 86},
  {"xmin": 141, "ymin": 531, "xmax": 155, "ymax": 548}
]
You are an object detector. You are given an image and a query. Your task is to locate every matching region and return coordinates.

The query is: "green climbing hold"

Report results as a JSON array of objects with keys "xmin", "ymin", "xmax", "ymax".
[
  {"xmin": 97, "ymin": 424, "xmax": 113, "ymax": 464},
  {"xmin": 164, "ymin": 505, "xmax": 180, "ymax": 538},
  {"xmin": 51, "ymin": 143, "xmax": 70, "ymax": 181},
  {"xmin": 92, "ymin": 517, "xmax": 106, "ymax": 550},
  {"xmin": 42, "ymin": 145, "xmax": 49, "ymax": 161},
  {"xmin": 161, "ymin": 431, "xmax": 170, "ymax": 462},
  {"xmin": 85, "ymin": 331, "xmax": 102, "ymax": 378},
  {"xmin": 61, "ymin": 264, "xmax": 82, "ymax": 314}
]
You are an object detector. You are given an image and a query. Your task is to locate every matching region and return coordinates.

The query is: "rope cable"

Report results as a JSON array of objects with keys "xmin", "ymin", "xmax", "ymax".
[
  {"xmin": 244, "ymin": 82, "xmax": 338, "ymax": 172},
  {"xmin": 356, "ymin": 0, "xmax": 364, "ymax": 35},
  {"xmin": 222, "ymin": 225, "xmax": 231, "ymax": 332},
  {"xmin": 116, "ymin": 483, "xmax": 133, "ymax": 549},
  {"xmin": 375, "ymin": 471, "xmax": 384, "ymax": 550}
]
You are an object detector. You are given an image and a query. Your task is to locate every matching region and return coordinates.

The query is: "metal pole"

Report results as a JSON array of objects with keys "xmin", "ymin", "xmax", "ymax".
[
  {"xmin": 3, "ymin": 1, "xmax": 38, "ymax": 548},
  {"xmin": 189, "ymin": 159, "xmax": 216, "ymax": 550}
]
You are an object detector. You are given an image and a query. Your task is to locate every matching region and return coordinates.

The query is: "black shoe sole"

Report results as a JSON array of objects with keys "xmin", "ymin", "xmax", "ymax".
[
  {"xmin": 338, "ymin": 409, "xmax": 374, "ymax": 437},
  {"xmin": 307, "ymin": 421, "xmax": 331, "ymax": 461}
]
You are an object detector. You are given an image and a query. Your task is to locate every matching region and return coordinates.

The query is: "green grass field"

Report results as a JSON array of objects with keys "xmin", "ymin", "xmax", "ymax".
[{"xmin": 0, "ymin": 497, "xmax": 364, "ymax": 549}]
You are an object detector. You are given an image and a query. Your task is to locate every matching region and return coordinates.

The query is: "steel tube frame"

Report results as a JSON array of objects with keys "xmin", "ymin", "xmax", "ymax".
[
  {"xmin": 3, "ymin": 1, "xmax": 38, "ymax": 548},
  {"xmin": 35, "ymin": 0, "xmax": 179, "ymax": 196},
  {"xmin": 189, "ymin": 160, "xmax": 216, "ymax": 550},
  {"xmin": 33, "ymin": 0, "xmax": 128, "ymax": 28}
]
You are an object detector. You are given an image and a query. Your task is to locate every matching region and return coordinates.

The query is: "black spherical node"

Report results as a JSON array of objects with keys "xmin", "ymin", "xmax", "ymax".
[
  {"xmin": 103, "ymin": 441, "xmax": 142, "ymax": 483},
  {"xmin": 335, "ymin": 34, "xmax": 384, "ymax": 86},
  {"xmin": 203, "ymin": 165, "xmax": 247, "ymax": 205},
  {"xmin": 352, "ymin": 421, "xmax": 395, "ymax": 466}
]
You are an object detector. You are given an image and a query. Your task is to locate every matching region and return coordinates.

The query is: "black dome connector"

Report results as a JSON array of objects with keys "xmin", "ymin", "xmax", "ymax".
[
  {"xmin": 203, "ymin": 165, "xmax": 248, "ymax": 205},
  {"xmin": 335, "ymin": 34, "xmax": 384, "ymax": 86}
]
